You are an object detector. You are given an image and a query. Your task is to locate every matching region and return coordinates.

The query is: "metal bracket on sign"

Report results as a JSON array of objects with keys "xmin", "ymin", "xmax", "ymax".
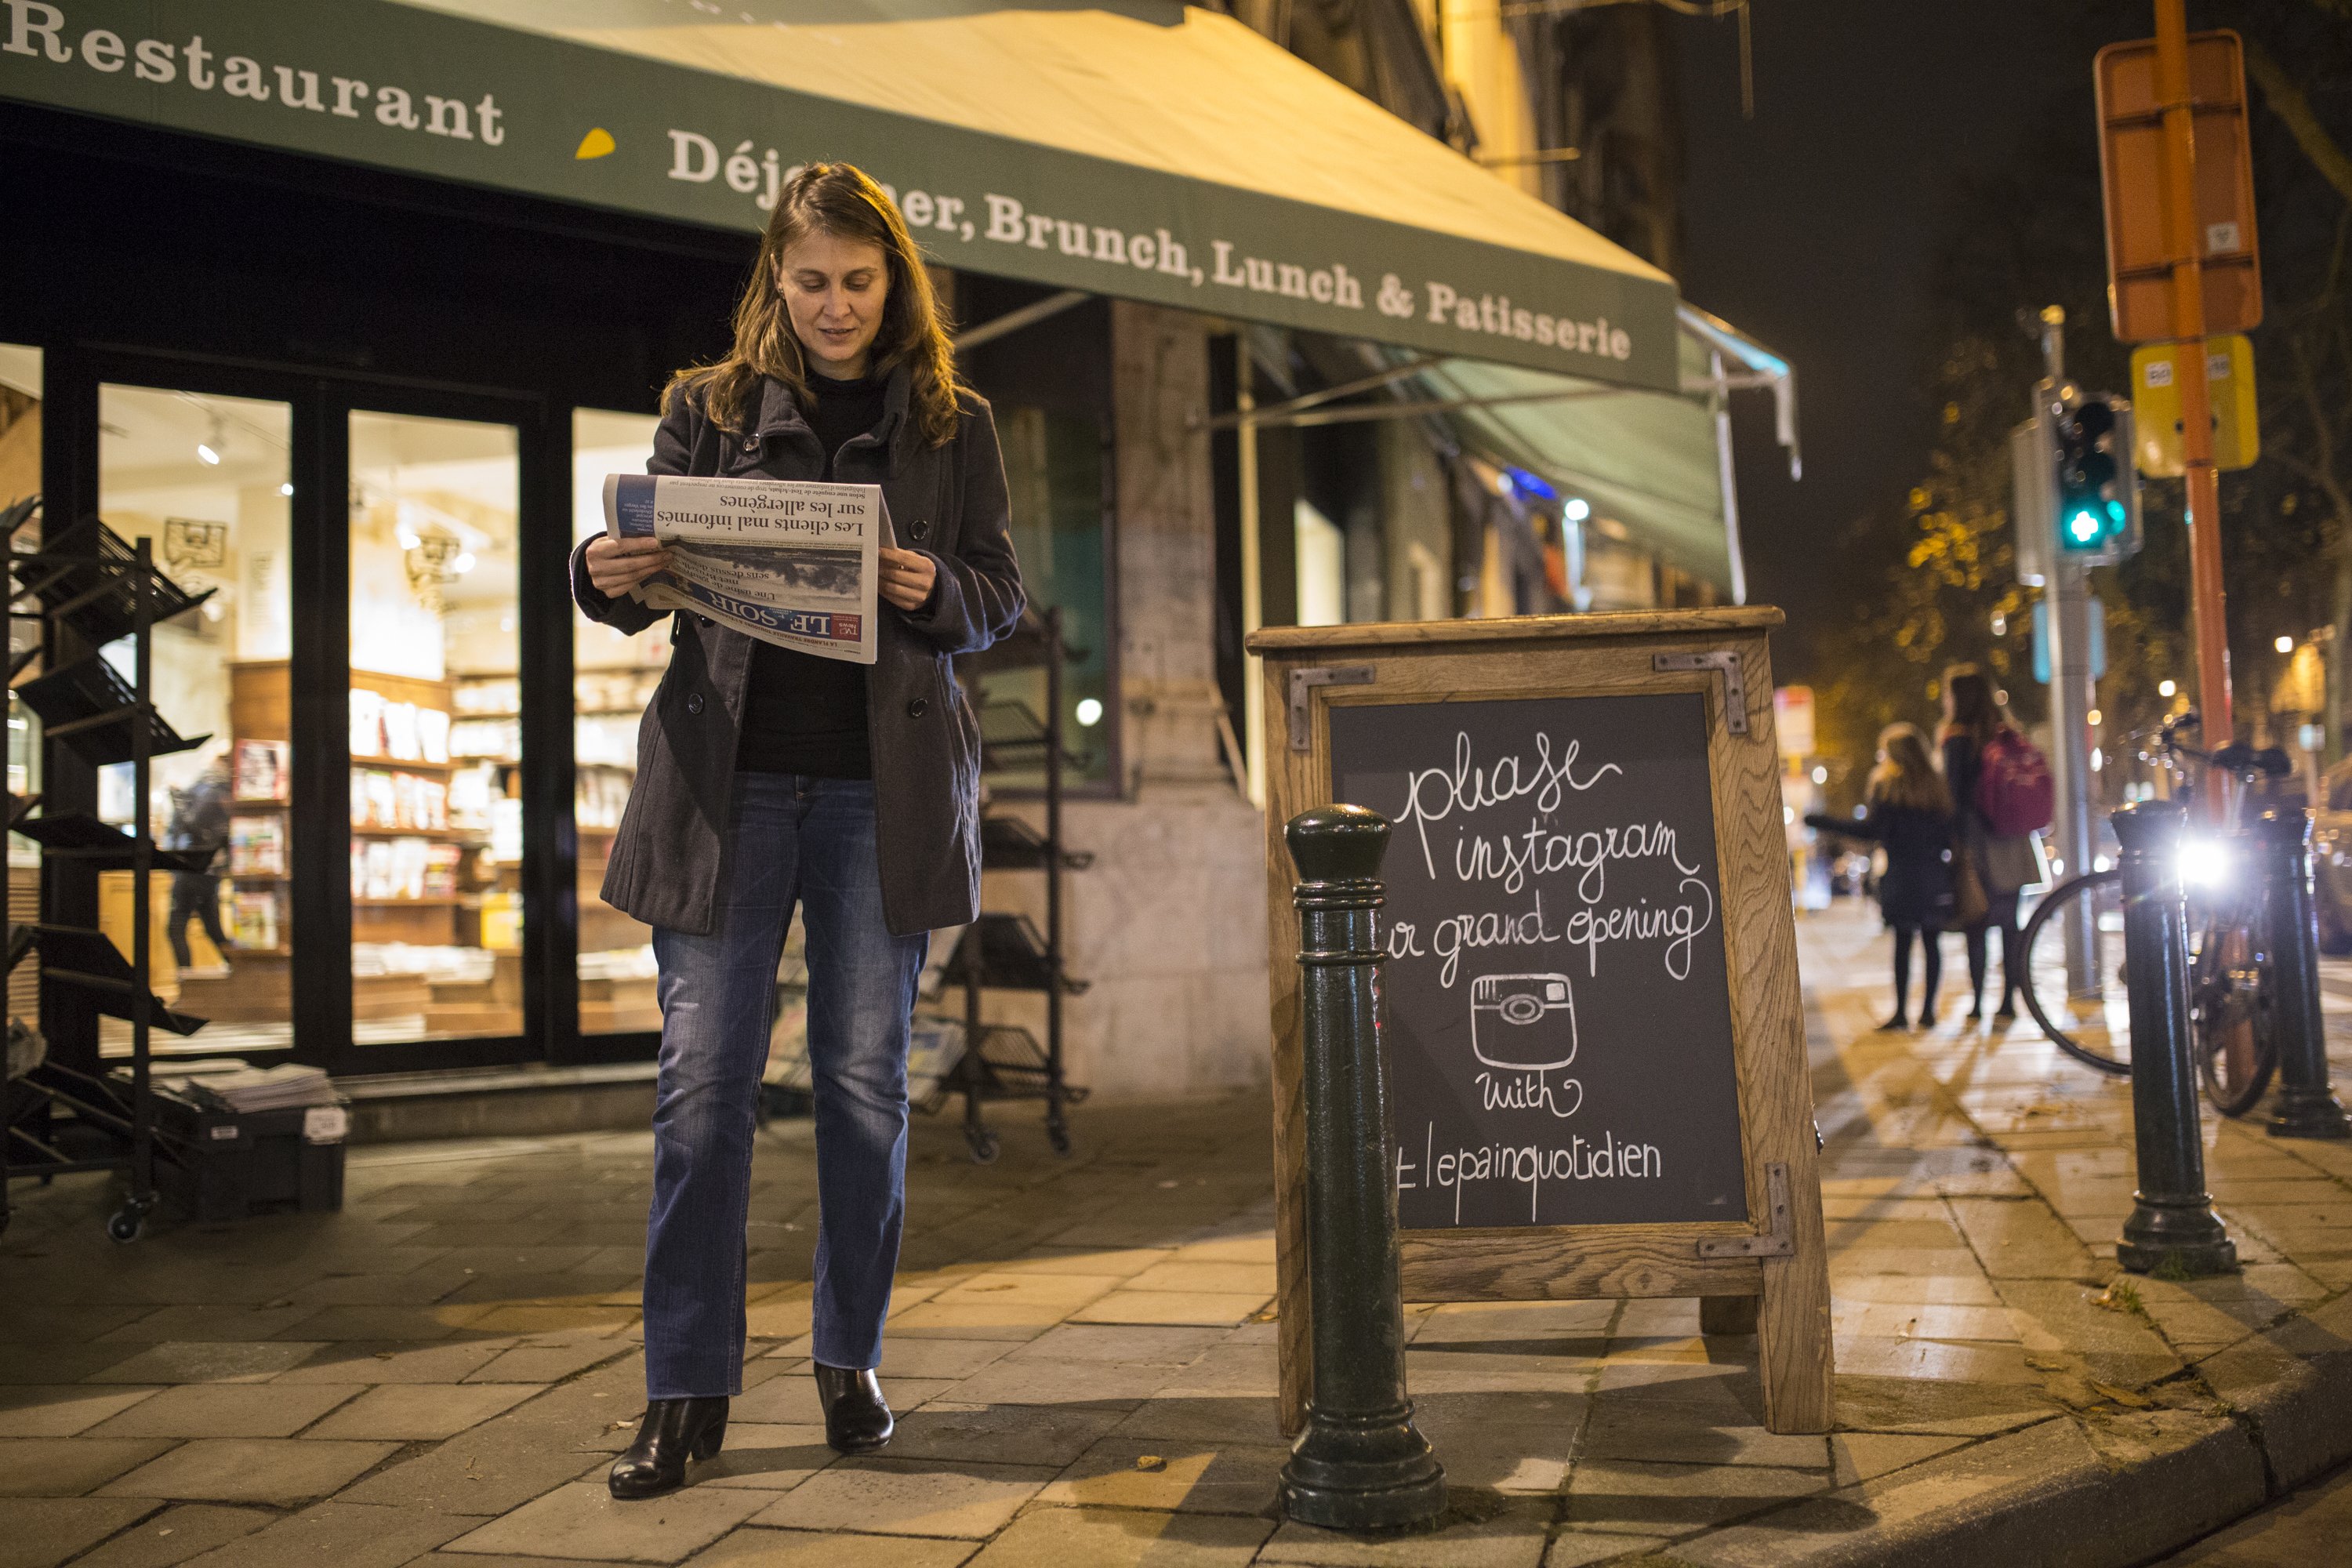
[
  {"xmin": 1653, "ymin": 650, "xmax": 1748, "ymax": 735},
  {"xmin": 1696, "ymin": 1162, "xmax": 1795, "ymax": 1258},
  {"xmin": 1289, "ymin": 666, "xmax": 1375, "ymax": 751}
]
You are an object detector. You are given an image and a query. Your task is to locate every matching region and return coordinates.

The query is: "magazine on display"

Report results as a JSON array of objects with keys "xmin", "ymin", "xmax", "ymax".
[{"xmin": 601, "ymin": 474, "xmax": 891, "ymax": 666}]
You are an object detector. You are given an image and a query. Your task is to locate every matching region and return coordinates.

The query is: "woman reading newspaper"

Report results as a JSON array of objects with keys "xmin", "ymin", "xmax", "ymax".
[{"xmin": 573, "ymin": 163, "xmax": 1022, "ymax": 1499}]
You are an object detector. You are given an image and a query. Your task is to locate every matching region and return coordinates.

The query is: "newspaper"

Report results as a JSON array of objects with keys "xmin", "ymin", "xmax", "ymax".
[{"xmin": 601, "ymin": 474, "xmax": 891, "ymax": 665}]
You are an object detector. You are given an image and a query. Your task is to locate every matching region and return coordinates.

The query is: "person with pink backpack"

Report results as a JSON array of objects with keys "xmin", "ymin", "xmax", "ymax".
[{"xmin": 1940, "ymin": 665, "xmax": 2053, "ymax": 1022}]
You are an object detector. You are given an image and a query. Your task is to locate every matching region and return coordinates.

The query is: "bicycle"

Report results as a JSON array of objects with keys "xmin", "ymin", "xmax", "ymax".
[{"xmin": 2016, "ymin": 711, "xmax": 2293, "ymax": 1117}]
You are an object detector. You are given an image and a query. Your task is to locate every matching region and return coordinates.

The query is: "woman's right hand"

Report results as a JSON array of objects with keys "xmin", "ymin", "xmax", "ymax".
[{"xmin": 585, "ymin": 535, "xmax": 672, "ymax": 597}]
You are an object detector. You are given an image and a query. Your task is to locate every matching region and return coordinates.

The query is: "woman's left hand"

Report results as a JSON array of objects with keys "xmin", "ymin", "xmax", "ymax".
[{"xmin": 878, "ymin": 547, "xmax": 938, "ymax": 612}]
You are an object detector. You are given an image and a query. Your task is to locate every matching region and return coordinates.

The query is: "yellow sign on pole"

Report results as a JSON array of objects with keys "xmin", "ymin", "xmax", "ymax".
[{"xmin": 2130, "ymin": 334, "xmax": 2259, "ymax": 477}]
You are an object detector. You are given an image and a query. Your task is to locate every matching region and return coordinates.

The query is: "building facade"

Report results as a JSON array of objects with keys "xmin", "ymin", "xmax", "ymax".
[{"xmin": 0, "ymin": 0, "xmax": 1782, "ymax": 1123}]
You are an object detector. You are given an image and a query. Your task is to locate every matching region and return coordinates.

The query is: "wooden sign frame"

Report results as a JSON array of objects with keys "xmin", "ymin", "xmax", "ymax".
[{"xmin": 1250, "ymin": 608, "xmax": 1832, "ymax": 1436}]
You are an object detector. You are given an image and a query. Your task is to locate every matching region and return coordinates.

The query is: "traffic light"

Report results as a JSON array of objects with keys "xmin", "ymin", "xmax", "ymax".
[{"xmin": 2050, "ymin": 394, "xmax": 2141, "ymax": 564}]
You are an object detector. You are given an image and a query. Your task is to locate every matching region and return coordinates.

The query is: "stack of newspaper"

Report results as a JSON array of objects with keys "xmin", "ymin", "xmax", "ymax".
[
  {"xmin": 602, "ymin": 474, "xmax": 891, "ymax": 665},
  {"xmin": 176, "ymin": 1063, "xmax": 339, "ymax": 1112}
]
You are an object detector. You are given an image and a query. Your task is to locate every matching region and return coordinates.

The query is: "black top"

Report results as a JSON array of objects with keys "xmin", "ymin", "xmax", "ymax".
[
  {"xmin": 1942, "ymin": 731, "xmax": 1987, "ymax": 844},
  {"xmin": 737, "ymin": 372, "xmax": 890, "ymax": 778},
  {"xmin": 1806, "ymin": 799, "xmax": 1956, "ymax": 928}
]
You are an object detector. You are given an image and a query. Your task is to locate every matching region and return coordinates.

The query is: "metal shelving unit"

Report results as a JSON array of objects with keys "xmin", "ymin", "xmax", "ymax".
[
  {"xmin": 1, "ymin": 497, "xmax": 212, "ymax": 1240},
  {"xmin": 942, "ymin": 605, "xmax": 1092, "ymax": 1163}
]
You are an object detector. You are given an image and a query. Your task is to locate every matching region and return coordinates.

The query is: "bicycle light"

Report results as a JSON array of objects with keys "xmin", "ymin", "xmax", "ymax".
[{"xmin": 2180, "ymin": 836, "xmax": 2231, "ymax": 887}]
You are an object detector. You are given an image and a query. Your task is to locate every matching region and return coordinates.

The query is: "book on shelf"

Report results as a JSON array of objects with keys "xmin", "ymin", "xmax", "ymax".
[
  {"xmin": 229, "ymin": 889, "xmax": 279, "ymax": 950},
  {"xmin": 349, "ymin": 687, "xmax": 384, "ymax": 759},
  {"xmin": 227, "ymin": 814, "xmax": 285, "ymax": 877},
  {"xmin": 232, "ymin": 738, "xmax": 289, "ymax": 803},
  {"xmin": 383, "ymin": 700, "xmax": 422, "ymax": 762}
]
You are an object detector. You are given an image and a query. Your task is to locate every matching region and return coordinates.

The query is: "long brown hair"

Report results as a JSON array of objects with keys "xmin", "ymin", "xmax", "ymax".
[
  {"xmin": 1942, "ymin": 662, "xmax": 2005, "ymax": 746},
  {"xmin": 664, "ymin": 162, "xmax": 964, "ymax": 445},
  {"xmin": 1870, "ymin": 723, "xmax": 1953, "ymax": 815}
]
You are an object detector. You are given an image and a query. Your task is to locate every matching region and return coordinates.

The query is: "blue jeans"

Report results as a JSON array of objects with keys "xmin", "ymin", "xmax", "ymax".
[{"xmin": 641, "ymin": 773, "xmax": 927, "ymax": 1398}]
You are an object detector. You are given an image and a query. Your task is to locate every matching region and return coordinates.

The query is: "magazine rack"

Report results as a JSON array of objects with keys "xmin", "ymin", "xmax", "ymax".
[
  {"xmin": 1, "ymin": 499, "xmax": 211, "ymax": 1241},
  {"xmin": 942, "ymin": 605, "xmax": 1092, "ymax": 1163}
]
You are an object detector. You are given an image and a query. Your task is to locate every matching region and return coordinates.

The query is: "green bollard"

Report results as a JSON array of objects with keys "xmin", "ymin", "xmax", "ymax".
[
  {"xmin": 2255, "ymin": 811, "xmax": 2352, "ymax": 1141},
  {"xmin": 1279, "ymin": 805, "xmax": 1446, "ymax": 1531},
  {"xmin": 2112, "ymin": 800, "xmax": 2238, "ymax": 1277}
]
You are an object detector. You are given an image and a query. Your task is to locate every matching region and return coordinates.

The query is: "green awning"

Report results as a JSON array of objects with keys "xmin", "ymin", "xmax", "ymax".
[
  {"xmin": 0, "ymin": 0, "xmax": 1680, "ymax": 389},
  {"xmin": 1417, "ymin": 333, "xmax": 1734, "ymax": 588},
  {"xmin": 1265, "ymin": 310, "xmax": 1791, "ymax": 594}
]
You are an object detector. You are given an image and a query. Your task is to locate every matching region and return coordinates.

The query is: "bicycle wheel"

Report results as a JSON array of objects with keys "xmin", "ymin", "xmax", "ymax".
[
  {"xmin": 2190, "ymin": 901, "xmax": 2278, "ymax": 1118},
  {"xmin": 2018, "ymin": 869, "xmax": 2132, "ymax": 1074}
]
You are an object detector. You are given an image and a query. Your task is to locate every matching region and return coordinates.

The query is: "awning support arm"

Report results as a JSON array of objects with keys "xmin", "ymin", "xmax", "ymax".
[
  {"xmin": 1205, "ymin": 380, "xmax": 1622, "ymax": 432},
  {"xmin": 953, "ymin": 290, "xmax": 1089, "ymax": 352},
  {"xmin": 1196, "ymin": 356, "xmax": 1443, "ymax": 430}
]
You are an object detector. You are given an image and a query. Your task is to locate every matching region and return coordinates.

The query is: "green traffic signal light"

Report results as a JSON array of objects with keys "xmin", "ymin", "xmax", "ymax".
[{"xmin": 2055, "ymin": 398, "xmax": 2123, "ymax": 554}]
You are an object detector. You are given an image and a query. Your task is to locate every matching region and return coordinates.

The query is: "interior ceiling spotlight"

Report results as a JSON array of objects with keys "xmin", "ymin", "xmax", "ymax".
[
  {"xmin": 1563, "ymin": 498, "xmax": 1592, "ymax": 523},
  {"xmin": 196, "ymin": 413, "xmax": 225, "ymax": 466}
]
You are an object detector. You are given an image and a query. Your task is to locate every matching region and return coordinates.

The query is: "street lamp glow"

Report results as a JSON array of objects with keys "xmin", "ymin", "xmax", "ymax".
[
  {"xmin": 2088, "ymin": 709, "xmax": 2102, "ymax": 727},
  {"xmin": 1073, "ymin": 697, "xmax": 1103, "ymax": 727},
  {"xmin": 2158, "ymin": 679, "xmax": 2176, "ymax": 698},
  {"xmin": 2276, "ymin": 635, "xmax": 2296, "ymax": 654},
  {"xmin": 1811, "ymin": 765, "xmax": 1827, "ymax": 784}
]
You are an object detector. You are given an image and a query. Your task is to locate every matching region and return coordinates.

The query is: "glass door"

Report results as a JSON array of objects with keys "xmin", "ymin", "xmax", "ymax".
[
  {"xmin": 93, "ymin": 383, "xmax": 296, "ymax": 1058},
  {"xmin": 571, "ymin": 408, "xmax": 665, "ymax": 1036},
  {"xmin": 347, "ymin": 410, "xmax": 523, "ymax": 1047}
]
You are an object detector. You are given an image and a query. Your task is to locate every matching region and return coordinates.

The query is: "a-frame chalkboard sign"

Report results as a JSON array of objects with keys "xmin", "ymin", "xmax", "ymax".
[{"xmin": 1250, "ymin": 608, "xmax": 1832, "ymax": 1436}]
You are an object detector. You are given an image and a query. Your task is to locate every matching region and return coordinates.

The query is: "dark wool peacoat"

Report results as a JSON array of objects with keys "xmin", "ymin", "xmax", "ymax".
[{"xmin": 568, "ymin": 367, "xmax": 1024, "ymax": 938}]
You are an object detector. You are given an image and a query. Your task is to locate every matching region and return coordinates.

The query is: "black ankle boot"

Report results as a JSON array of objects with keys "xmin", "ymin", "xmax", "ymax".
[
  {"xmin": 608, "ymin": 1396, "xmax": 728, "ymax": 1500},
  {"xmin": 815, "ymin": 1363, "xmax": 894, "ymax": 1454}
]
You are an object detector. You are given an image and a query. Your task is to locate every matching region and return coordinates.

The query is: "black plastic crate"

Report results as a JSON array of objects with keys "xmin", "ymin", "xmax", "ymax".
[{"xmin": 147, "ymin": 1083, "xmax": 347, "ymax": 1225}]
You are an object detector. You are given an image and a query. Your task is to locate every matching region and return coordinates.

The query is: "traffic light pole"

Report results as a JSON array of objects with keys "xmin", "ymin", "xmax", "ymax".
[
  {"xmin": 2156, "ymin": 0, "xmax": 2233, "ymax": 786},
  {"xmin": 2038, "ymin": 311, "xmax": 2100, "ymax": 993},
  {"xmin": 2053, "ymin": 561, "xmax": 2099, "ymax": 990}
]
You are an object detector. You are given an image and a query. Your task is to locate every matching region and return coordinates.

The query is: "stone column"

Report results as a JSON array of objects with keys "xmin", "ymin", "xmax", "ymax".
[{"xmin": 978, "ymin": 303, "xmax": 1271, "ymax": 1102}]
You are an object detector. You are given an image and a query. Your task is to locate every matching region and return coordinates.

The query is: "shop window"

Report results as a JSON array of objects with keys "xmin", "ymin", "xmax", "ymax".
[
  {"xmin": 572, "ymin": 408, "xmax": 666, "ymax": 1035},
  {"xmin": 978, "ymin": 405, "xmax": 1113, "ymax": 789},
  {"xmin": 2, "ymin": 346, "xmax": 39, "ymax": 1033},
  {"xmin": 348, "ymin": 412, "xmax": 521, "ymax": 1044},
  {"xmin": 1294, "ymin": 499, "xmax": 1346, "ymax": 627},
  {"xmin": 93, "ymin": 384, "xmax": 294, "ymax": 1057}
]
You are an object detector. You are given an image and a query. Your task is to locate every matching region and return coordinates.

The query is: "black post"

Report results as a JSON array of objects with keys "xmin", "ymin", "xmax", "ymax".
[
  {"xmin": 1279, "ymin": 805, "xmax": 1445, "ymax": 1531},
  {"xmin": 2113, "ymin": 800, "xmax": 2237, "ymax": 1276},
  {"xmin": 2256, "ymin": 810, "xmax": 2352, "ymax": 1141}
]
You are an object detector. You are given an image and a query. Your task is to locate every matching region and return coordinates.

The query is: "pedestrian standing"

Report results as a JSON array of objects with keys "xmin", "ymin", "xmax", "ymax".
[
  {"xmin": 163, "ymin": 755, "xmax": 234, "ymax": 976},
  {"xmin": 1940, "ymin": 665, "xmax": 2044, "ymax": 1022},
  {"xmin": 572, "ymin": 162, "xmax": 1023, "ymax": 1500},
  {"xmin": 1809, "ymin": 724, "xmax": 1956, "ymax": 1030}
]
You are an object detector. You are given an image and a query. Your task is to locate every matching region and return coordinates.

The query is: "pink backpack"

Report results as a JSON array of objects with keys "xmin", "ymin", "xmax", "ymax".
[{"xmin": 1976, "ymin": 728, "xmax": 2054, "ymax": 837}]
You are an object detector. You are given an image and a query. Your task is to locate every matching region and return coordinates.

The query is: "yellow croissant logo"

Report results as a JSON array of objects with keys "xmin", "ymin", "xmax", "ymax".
[{"xmin": 575, "ymin": 128, "xmax": 616, "ymax": 160}]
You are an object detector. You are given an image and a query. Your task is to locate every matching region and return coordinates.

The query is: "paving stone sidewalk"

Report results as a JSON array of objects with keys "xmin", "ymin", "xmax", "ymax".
[{"xmin": 8, "ymin": 899, "xmax": 2352, "ymax": 1566}]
